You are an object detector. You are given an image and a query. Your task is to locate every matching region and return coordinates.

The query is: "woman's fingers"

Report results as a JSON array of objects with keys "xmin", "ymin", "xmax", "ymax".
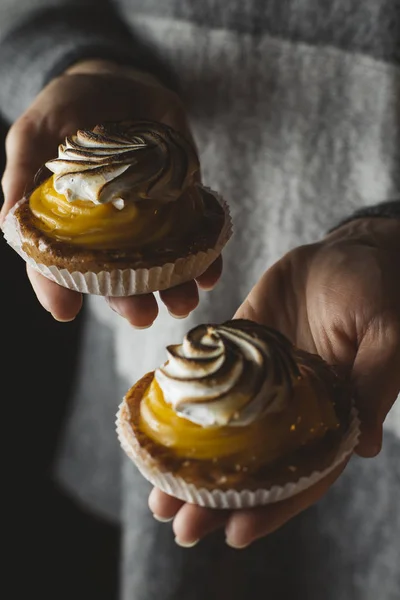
[
  {"xmin": 195, "ymin": 256, "xmax": 223, "ymax": 291},
  {"xmin": 22, "ymin": 266, "xmax": 205, "ymax": 328},
  {"xmin": 173, "ymin": 503, "xmax": 229, "ymax": 546},
  {"xmin": 157, "ymin": 256, "xmax": 223, "ymax": 319},
  {"xmin": 107, "ymin": 293, "xmax": 159, "ymax": 328},
  {"xmin": 225, "ymin": 461, "xmax": 347, "ymax": 548},
  {"xmin": 107, "ymin": 280, "xmax": 199, "ymax": 326},
  {"xmin": 26, "ymin": 265, "xmax": 209, "ymax": 326},
  {"xmin": 159, "ymin": 280, "xmax": 199, "ymax": 318},
  {"xmin": 148, "ymin": 488, "xmax": 184, "ymax": 522},
  {"xmin": 4, "ymin": 110, "xmax": 82, "ymax": 323},
  {"xmin": 27, "ymin": 265, "xmax": 82, "ymax": 321},
  {"xmin": 158, "ymin": 256, "xmax": 224, "ymax": 318},
  {"xmin": 148, "ymin": 460, "xmax": 349, "ymax": 548},
  {"xmin": 148, "ymin": 488, "xmax": 229, "ymax": 545}
]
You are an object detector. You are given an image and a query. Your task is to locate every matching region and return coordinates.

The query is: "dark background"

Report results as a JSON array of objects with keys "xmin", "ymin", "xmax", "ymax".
[{"xmin": 1, "ymin": 118, "xmax": 120, "ymax": 599}]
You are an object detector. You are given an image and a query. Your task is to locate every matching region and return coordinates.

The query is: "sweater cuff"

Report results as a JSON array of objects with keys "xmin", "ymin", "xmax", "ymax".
[
  {"xmin": 328, "ymin": 199, "xmax": 400, "ymax": 233},
  {"xmin": 0, "ymin": 6, "xmax": 178, "ymax": 124}
]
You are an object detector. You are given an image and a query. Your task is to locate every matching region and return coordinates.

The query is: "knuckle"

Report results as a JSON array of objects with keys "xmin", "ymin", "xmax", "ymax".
[
  {"xmin": 165, "ymin": 89, "xmax": 185, "ymax": 111},
  {"xmin": 5, "ymin": 112, "xmax": 38, "ymax": 150},
  {"xmin": 365, "ymin": 309, "xmax": 400, "ymax": 347},
  {"xmin": 1, "ymin": 171, "xmax": 8, "ymax": 191}
]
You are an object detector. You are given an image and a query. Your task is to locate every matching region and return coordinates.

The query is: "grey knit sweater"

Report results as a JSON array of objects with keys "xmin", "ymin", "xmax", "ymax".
[{"xmin": 1, "ymin": 2, "xmax": 399, "ymax": 599}]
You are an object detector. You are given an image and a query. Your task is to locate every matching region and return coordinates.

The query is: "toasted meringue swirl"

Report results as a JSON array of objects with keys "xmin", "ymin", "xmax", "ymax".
[
  {"xmin": 154, "ymin": 320, "xmax": 300, "ymax": 428},
  {"xmin": 45, "ymin": 120, "xmax": 199, "ymax": 205}
]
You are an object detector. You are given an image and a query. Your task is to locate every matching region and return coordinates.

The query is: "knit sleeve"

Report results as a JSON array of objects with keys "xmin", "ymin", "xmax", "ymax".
[
  {"xmin": 328, "ymin": 199, "xmax": 400, "ymax": 233},
  {"xmin": 0, "ymin": 0, "xmax": 177, "ymax": 124}
]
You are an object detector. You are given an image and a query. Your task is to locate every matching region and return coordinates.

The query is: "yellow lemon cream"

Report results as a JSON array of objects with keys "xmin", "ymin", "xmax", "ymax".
[
  {"xmin": 29, "ymin": 175, "xmax": 203, "ymax": 250},
  {"xmin": 138, "ymin": 321, "xmax": 339, "ymax": 465},
  {"xmin": 29, "ymin": 120, "xmax": 203, "ymax": 249}
]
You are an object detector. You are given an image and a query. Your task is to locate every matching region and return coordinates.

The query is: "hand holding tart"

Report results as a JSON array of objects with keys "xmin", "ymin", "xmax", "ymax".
[
  {"xmin": 117, "ymin": 319, "xmax": 360, "ymax": 508},
  {"xmin": 2, "ymin": 120, "xmax": 231, "ymax": 296}
]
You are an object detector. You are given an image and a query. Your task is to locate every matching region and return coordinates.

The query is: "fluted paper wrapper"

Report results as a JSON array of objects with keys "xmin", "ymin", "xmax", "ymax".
[
  {"xmin": 116, "ymin": 401, "xmax": 360, "ymax": 509},
  {"xmin": 1, "ymin": 188, "xmax": 232, "ymax": 296}
]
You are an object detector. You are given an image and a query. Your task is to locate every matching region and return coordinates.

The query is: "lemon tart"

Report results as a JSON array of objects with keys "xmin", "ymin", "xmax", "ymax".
[
  {"xmin": 2, "ymin": 120, "xmax": 231, "ymax": 295},
  {"xmin": 116, "ymin": 319, "xmax": 360, "ymax": 508}
]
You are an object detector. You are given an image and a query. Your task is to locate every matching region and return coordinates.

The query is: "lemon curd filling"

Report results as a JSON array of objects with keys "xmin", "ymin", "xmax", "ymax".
[
  {"xmin": 29, "ymin": 176, "xmax": 204, "ymax": 250},
  {"xmin": 139, "ymin": 377, "xmax": 340, "ymax": 466}
]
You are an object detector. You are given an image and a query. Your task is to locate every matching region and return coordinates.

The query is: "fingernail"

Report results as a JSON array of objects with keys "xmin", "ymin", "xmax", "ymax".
[
  {"xmin": 131, "ymin": 323, "xmax": 153, "ymax": 330},
  {"xmin": 152, "ymin": 514, "xmax": 174, "ymax": 523},
  {"xmin": 174, "ymin": 537, "xmax": 199, "ymax": 548},
  {"xmin": 167, "ymin": 311, "xmax": 190, "ymax": 320},
  {"xmin": 225, "ymin": 538, "xmax": 251, "ymax": 550},
  {"xmin": 51, "ymin": 314, "xmax": 75, "ymax": 323}
]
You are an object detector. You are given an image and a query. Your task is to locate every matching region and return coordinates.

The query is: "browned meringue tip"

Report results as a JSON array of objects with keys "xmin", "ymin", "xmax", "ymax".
[{"xmin": 44, "ymin": 119, "xmax": 202, "ymax": 205}]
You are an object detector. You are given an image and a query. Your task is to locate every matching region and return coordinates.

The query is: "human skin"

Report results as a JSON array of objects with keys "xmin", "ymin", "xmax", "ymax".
[
  {"xmin": 149, "ymin": 216, "xmax": 400, "ymax": 548},
  {"xmin": 2, "ymin": 60, "xmax": 399, "ymax": 549},
  {"xmin": 0, "ymin": 59, "xmax": 223, "ymax": 326}
]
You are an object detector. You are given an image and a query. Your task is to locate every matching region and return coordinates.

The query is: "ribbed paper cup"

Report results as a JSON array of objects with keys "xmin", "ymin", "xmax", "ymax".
[
  {"xmin": 116, "ymin": 400, "xmax": 360, "ymax": 509},
  {"xmin": 1, "ymin": 188, "xmax": 232, "ymax": 296}
]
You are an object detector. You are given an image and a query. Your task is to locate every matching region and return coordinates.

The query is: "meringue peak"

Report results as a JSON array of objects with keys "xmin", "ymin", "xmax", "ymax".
[
  {"xmin": 154, "ymin": 320, "xmax": 301, "ymax": 428},
  {"xmin": 45, "ymin": 120, "xmax": 200, "ymax": 205}
]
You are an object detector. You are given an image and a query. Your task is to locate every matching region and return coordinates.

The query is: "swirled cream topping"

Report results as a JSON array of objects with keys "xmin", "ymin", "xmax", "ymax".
[
  {"xmin": 45, "ymin": 120, "xmax": 199, "ymax": 206},
  {"xmin": 154, "ymin": 319, "xmax": 300, "ymax": 428}
]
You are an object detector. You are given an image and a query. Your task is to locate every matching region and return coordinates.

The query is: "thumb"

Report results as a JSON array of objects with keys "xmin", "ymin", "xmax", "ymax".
[
  {"xmin": 232, "ymin": 258, "xmax": 300, "ymax": 341},
  {"xmin": 0, "ymin": 113, "xmax": 53, "ymax": 226},
  {"xmin": 352, "ymin": 316, "xmax": 400, "ymax": 458}
]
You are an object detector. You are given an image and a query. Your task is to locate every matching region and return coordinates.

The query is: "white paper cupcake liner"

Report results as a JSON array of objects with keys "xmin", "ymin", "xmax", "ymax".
[
  {"xmin": 116, "ymin": 400, "xmax": 360, "ymax": 509},
  {"xmin": 1, "ymin": 187, "xmax": 232, "ymax": 296}
]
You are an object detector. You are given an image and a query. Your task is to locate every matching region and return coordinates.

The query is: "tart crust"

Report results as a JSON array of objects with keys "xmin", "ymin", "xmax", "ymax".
[
  {"xmin": 13, "ymin": 185, "xmax": 226, "ymax": 272},
  {"xmin": 120, "ymin": 366, "xmax": 352, "ymax": 492}
]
